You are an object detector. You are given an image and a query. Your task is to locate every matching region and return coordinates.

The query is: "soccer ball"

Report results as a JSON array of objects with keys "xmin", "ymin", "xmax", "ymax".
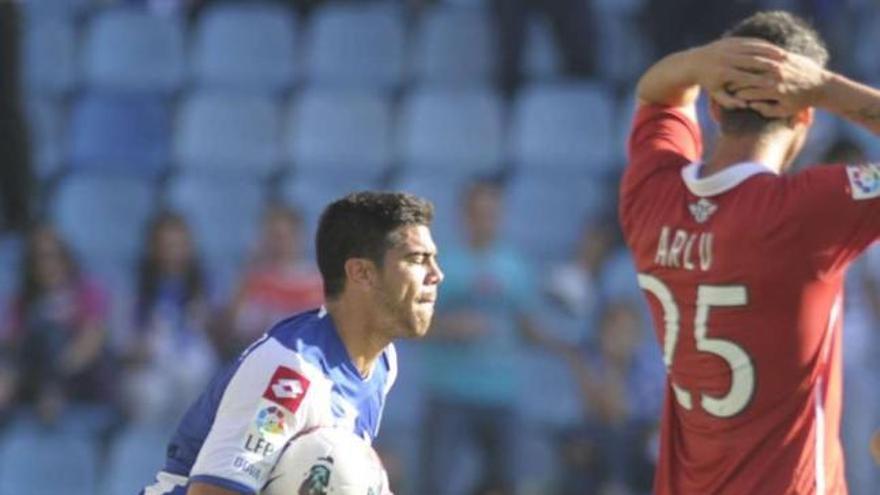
[{"xmin": 262, "ymin": 427, "xmax": 388, "ymax": 495}]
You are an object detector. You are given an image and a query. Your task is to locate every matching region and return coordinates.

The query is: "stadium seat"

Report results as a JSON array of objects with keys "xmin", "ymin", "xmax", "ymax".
[
  {"xmin": 594, "ymin": 12, "xmax": 649, "ymax": 84},
  {"xmin": 52, "ymin": 174, "xmax": 155, "ymax": 265},
  {"xmin": 398, "ymin": 88, "xmax": 505, "ymax": 174},
  {"xmin": 192, "ymin": 2, "xmax": 298, "ymax": 92},
  {"xmin": 69, "ymin": 92, "xmax": 170, "ymax": 177},
  {"xmin": 20, "ymin": 0, "xmax": 91, "ymax": 20},
  {"xmin": 501, "ymin": 172, "xmax": 612, "ymax": 260},
  {"xmin": 82, "ymin": 8, "xmax": 185, "ymax": 93},
  {"xmin": 524, "ymin": 18, "xmax": 563, "ymax": 81},
  {"xmin": 102, "ymin": 424, "xmax": 172, "ymax": 495},
  {"xmin": 175, "ymin": 92, "xmax": 281, "ymax": 178},
  {"xmin": 168, "ymin": 174, "xmax": 265, "ymax": 268},
  {"xmin": 412, "ymin": 7, "xmax": 494, "ymax": 86},
  {"xmin": 25, "ymin": 98, "xmax": 65, "ymax": 180},
  {"xmin": 389, "ymin": 172, "xmax": 472, "ymax": 247},
  {"xmin": 22, "ymin": 17, "xmax": 77, "ymax": 96},
  {"xmin": 280, "ymin": 174, "xmax": 380, "ymax": 257},
  {"xmin": 305, "ymin": 4, "xmax": 405, "ymax": 91},
  {"xmin": 510, "ymin": 82, "xmax": 617, "ymax": 175},
  {"xmin": 0, "ymin": 421, "xmax": 98, "ymax": 495},
  {"xmin": 285, "ymin": 90, "xmax": 391, "ymax": 180}
]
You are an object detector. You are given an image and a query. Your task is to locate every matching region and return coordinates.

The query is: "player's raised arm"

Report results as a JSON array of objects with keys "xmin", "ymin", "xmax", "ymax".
[
  {"xmin": 636, "ymin": 37, "xmax": 785, "ymax": 119},
  {"xmin": 738, "ymin": 54, "xmax": 880, "ymax": 136}
]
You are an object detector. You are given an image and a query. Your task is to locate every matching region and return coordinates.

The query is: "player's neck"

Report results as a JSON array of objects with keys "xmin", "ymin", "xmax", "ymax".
[
  {"xmin": 703, "ymin": 134, "xmax": 787, "ymax": 177},
  {"xmin": 325, "ymin": 300, "xmax": 388, "ymax": 379}
]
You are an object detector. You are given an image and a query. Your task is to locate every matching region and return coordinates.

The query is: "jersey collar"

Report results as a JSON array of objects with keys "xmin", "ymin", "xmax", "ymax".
[{"xmin": 681, "ymin": 161, "xmax": 775, "ymax": 197}]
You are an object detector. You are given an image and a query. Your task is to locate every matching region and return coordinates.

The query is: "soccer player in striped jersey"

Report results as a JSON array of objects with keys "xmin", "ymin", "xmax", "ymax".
[{"xmin": 143, "ymin": 192, "xmax": 443, "ymax": 495}]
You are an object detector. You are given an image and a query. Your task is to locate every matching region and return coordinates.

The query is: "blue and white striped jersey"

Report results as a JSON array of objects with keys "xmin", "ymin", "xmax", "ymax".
[{"xmin": 143, "ymin": 307, "xmax": 397, "ymax": 494}]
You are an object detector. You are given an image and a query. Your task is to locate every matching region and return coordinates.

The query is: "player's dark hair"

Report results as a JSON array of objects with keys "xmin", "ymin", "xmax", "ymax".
[
  {"xmin": 316, "ymin": 191, "xmax": 434, "ymax": 299},
  {"xmin": 720, "ymin": 11, "xmax": 829, "ymax": 135}
]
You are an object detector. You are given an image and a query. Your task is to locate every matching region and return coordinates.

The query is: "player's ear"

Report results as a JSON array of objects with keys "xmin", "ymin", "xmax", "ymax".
[
  {"xmin": 791, "ymin": 106, "xmax": 814, "ymax": 128},
  {"xmin": 343, "ymin": 258, "xmax": 379, "ymax": 292}
]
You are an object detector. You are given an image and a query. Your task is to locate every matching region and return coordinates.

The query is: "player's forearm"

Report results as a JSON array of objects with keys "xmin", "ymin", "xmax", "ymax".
[
  {"xmin": 187, "ymin": 481, "xmax": 240, "ymax": 495},
  {"xmin": 636, "ymin": 48, "xmax": 702, "ymax": 108},
  {"xmin": 815, "ymin": 72, "xmax": 880, "ymax": 136}
]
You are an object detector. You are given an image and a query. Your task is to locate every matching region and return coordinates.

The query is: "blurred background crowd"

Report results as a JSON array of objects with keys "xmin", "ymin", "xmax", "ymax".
[{"xmin": 0, "ymin": 0, "xmax": 879, "ymax": 494}]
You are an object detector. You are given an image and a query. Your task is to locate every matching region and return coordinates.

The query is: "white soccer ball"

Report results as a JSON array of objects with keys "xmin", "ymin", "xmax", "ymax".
[{"xmin": 262, "ymin": 427, "xmax": 388, "ymax": 495}]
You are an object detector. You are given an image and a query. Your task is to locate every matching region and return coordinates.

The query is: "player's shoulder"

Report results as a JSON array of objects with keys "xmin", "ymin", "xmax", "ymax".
[{"xmin": 233, "ymin": 308, "xmax": 333, "ymax": 381}]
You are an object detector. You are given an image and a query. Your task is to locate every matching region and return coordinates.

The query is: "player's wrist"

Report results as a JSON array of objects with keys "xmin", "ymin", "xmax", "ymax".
[{"xmin": 808, "ymin": 68, "xmax": 837, "ymax": 109}]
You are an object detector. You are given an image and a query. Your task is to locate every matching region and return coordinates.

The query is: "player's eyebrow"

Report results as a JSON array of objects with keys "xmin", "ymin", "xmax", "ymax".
[{"xmin": 404, "ymin": 249, "xmax": 437, "ymax": 259}]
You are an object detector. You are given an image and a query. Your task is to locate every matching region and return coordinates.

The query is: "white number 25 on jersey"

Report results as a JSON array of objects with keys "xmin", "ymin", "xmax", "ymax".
[{"xmin": 638, "ymin": 274, "xmax": 755, "ymax": 418}]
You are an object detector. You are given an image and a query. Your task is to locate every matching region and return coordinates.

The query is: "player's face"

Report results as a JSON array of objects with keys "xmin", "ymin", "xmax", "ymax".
[{"xmin": 374, "ymin": 225, "xmax": 443, "ymax": 339}]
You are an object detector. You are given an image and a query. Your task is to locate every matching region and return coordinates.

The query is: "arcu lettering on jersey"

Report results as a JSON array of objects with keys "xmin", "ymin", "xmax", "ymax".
[{"xmin": 655, "ymin": 226, "xmax": 713, "ymax": 272}]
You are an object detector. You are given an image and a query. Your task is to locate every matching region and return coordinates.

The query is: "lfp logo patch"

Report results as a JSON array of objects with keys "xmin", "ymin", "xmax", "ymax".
[
  {"xmin": 846, "ymin": 164, "xmax": 880, "ymax": 200},
  {"xmin": 256, "ymin": 405, "xmax": 286, "ymax": 435}
]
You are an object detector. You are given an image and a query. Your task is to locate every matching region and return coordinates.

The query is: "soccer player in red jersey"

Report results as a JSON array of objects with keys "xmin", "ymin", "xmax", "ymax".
[{"xmin": 620, "ymin": 11, "xmax": 880, "ymax": 495}]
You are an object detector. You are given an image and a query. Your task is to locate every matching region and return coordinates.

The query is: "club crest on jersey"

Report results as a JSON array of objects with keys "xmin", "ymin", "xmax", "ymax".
[
  {"xmin": 688, "ymin": 198, "xmax": 717, "ymax": 223},
  {"xmin": 263, "ymin": 367, "xmax": 310, "ymax": 413},
  {"xmin": 846, "ymin": 163, "xmax": 880, "ymax": 200}
]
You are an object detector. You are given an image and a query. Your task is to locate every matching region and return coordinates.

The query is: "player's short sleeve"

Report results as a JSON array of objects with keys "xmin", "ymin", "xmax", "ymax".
[
  {"xmin": 188, "ymin": 337, "xmax": 333, "ymax": 493},
  {"xmin": 787, "ymin": 163, "xmax": 880, "ymax": 273},
  {"xmin": 624, "ymin": 103, "xmax": 703, "ymax": 191}
]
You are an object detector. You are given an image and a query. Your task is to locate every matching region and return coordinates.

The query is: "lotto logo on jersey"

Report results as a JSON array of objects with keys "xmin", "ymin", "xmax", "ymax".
[
  {"xmin": 263, "ymin": 367, "xmax": 310, "ymax": 413},
  {"xmin": 846, "ymin": 163, "xmax": 880, "ymax": 200}
]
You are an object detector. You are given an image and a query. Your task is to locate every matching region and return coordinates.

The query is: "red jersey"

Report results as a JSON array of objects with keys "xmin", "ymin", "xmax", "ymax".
[{"xmin": 620, "ymin": 104, "xmax": 880, "ymax": 494}]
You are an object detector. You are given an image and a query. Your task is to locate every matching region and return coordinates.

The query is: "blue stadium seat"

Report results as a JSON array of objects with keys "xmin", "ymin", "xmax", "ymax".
[
  {"xmin": 192, "ymin": 2, "xmax": 298, "ymax": 92},
  {"xmin": 305, "ymin": 4, "xmax": 404, "ymax": 91},
  {"xmin": 102, "ymin": 424, "xmax": 172, "ymax": 495},
  {"xmin": 25, "ymin": 98, "xmax": 65, "ymax": 180},
  {"xmin": 52, "ymin": 174, "xmax": 155, "ymax": 264},
  {"xmin": 69, "ymin": 92, "xmax": 170, "ymax": 177},
  {"xmin": 22, "ymin": 18, "xmax": 77, "ymax": 96},
  {"xmin": 0, "ymin": 421, "xmax": 98, "ymax": 495},
  {"xmin": 398, "ymin": 88, "xmax": 504, "ymax": 174},
  {"xmin": 281, "ymin": 174, "xmax": 380, "ymax": 257},
  {"xmin": 524, "ymin": 18, "xmax": 563, "ymax": 81},
  {"xmin": 390, "ymin": 172, "xmax": 471, "ymax": 247},
  {"xmin": 168, "ymin": 174, "xmax": 265, "ymax": 267},
  {"xmin": 594, "ymin": 12, "xmax": 649, "ymax": 84},
  {"xmin": 412, "ymin": 7, "xmax": 494, "ymax": 86},
  {"xmin": 175, "ymin": 92, "xmax": 281, "ymax": 178},
  {"xmin": 502, "ymin": 172, "xmax": 612, "ymax": 260},
  {"xmin": 510, "ymin": 82, "xmax": 617, "ymax": 175},
  {"xmin": 21, "ymin": 0, "xmax": 91, "ymax": 20},
  {"xmin": 286, "ymin": 90, "xmax": 391, "ymax": 180},
  {"xmin": 82, "ymin": 8, "xmax": 185, "ymax": 93}
]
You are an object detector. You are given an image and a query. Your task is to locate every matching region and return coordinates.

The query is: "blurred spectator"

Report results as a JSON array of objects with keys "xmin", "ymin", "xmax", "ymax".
[
  {"xmin": 7, "ymin": 224, "xmax": 116, "ymax": 424},
  {"xmin": 420, "ymin": 178, "xmax": 550, "ymax": 495},
  {"xmin": 492, "ymin": 0, "xmax": 595, "ymax": 96},
  {"xmin": 544, "ymin": 218, "xmax": 617, "ymax": 330},
  {"xmin": 556, "ymin": 301, "xmax": 663, "ymax": 495},
  {"xmin": 213, "ymin": 203, "xmax": 323, "ymax": 360},
  {"xmin": 0, "ymin": 2, "xmax": 32, "ymax": 233},
  {"xmin": 120, "ymin": 211, "xmax": 218, "ymax": 426}
]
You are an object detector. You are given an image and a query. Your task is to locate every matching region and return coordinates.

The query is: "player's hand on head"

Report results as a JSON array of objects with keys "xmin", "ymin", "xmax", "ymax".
[
  {"xmin": 693, "ymin": 37, "xmax": 786, "ymax": 110},
  {"xmin": 734, "ymin": 50, "xmax": 830, "ymax": 118}
]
